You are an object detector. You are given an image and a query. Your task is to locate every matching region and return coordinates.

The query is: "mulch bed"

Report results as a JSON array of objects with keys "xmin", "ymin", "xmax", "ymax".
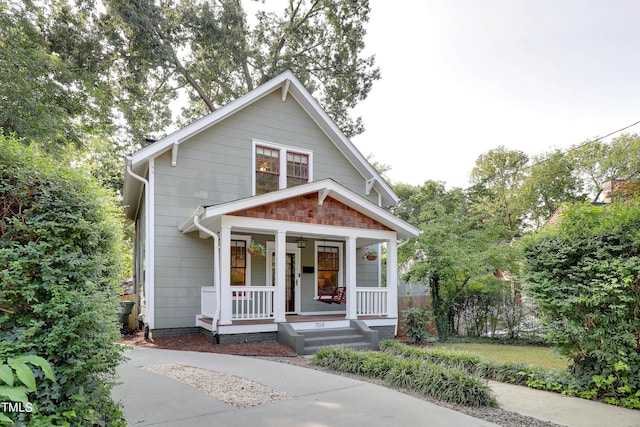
[{"xmin": 120, "ymin": 330, "xmax": 298, "ymax": 357}]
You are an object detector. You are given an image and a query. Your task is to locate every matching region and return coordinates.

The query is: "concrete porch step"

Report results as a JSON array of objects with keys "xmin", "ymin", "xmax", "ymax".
[
  {"xmin": 299, "ymin": 327, "xmax": 359, "ymax": 338},
  {"xmin": 278, "ymin": 320, "xmax": 380, "ymax": 355}
]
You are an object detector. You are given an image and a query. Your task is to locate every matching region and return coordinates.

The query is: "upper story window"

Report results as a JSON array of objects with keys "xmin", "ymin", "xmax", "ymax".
[
  {"xmin": 287, "ymin": 152, "xmax": 309, "ymax": 187},
  {"xmin": 256, "ymin": 146, "xmax": 280, "ymax": 194},
  {"xmin": 253, "ymin": 140, "xmax": 312, "ymax": 195}
]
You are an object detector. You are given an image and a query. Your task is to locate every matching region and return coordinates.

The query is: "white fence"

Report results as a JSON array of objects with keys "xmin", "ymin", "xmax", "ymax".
[
  {"xmin": 231, "ymin": 286, "xmax": 275, "ymax": 320},
  {"xmin": 356, "ymin": 288, "xmax": 388, "ymax": 316}
]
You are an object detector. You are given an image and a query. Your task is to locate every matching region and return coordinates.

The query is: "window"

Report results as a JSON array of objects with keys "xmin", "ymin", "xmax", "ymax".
[
  {"xmin": 317, "ymin": 246, "xmax": 339, "ymax": 294},
  {"xmin": 287, "ymin": 152, "xmax": 309, "ymax": 187},
  {"xmin": 230, "ymin": 240, "xmax": 246, "ymax": 286},
  {"xmin": 255, "ymin": 146, "xmax": 280, "ymax": 195},
  {"xmin": 253, "ymin": 141, "xmax": 312, "ymax": 195}
]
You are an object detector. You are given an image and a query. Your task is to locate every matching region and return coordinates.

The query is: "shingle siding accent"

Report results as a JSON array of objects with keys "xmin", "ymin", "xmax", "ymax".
[{"xmin": 228, "ymin": 194, "xmax": 392, "ymax": 231}]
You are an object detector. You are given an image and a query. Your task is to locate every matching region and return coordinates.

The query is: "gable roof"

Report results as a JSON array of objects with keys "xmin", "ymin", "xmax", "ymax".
[
  {"xmin": 123, "ymin": 70, "xmax": 398, "ymax": 217},
  {"xmin": 179, "ymin": 179, "xmax": 420, "ymax": 241}
]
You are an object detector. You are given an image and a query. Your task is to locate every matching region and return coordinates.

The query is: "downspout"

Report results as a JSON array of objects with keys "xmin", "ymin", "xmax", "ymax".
[
  {"xmin": 126, "ymin": 159, "xmax": 151, "ymax": 337},
  {"xmin": 193, "ymin": 207, "xmax": 221, "ymax": 338}
]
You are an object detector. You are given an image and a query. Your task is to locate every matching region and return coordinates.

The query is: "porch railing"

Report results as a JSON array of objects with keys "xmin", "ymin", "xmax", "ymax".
[
  {"xmin": 201, "ymin": 286, "xmax": 217, "ymax": 318},
  {"xmin": 231, "ymin": 286, "xmax": 275, "ymax": 320},
  {"xmin": 356, "ymin": 288, "xmax": 389, "ymax": 316}
]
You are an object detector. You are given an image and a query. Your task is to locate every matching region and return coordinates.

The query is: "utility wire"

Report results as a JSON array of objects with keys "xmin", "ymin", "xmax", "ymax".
[
  {"xmin": 524, "ymin": 118, "xmax": 640, "ymax": 171},
  {"xmin": 563, "ymin": 119, "xmax": 640, "ymax": 154}
]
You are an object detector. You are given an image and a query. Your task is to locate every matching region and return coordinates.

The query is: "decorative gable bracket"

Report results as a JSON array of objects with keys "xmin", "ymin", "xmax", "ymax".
[
  {"xmin": 281, "ymin": 79, "xmax": 291, "ymax": 102},
  {"xmin": 171, "ymin": 142, "xmax": 179, "ymax": 167},
  {"xmin": 318, "ymin": 188, "xmax": 330, "ymax": 205},
  {"xmin": 365, "ymin": 177, "xmax": 376, "ymax": 196}
]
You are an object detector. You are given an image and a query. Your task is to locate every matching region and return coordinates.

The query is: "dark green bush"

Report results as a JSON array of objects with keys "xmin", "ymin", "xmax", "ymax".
[
  {"xmin": 402, "ymin": 307, "xmax": 432, "ymax": 344},
  {"xmin": 523, "ymin": 202, "xmax": 640, "ymax": 408},
  {"xmin": 0, "ymin": 135, "xmax": 127, "ymax": 425},
  {"xmin": 312, "ymin": 346, "xmax": 497, "ymax": 407}
]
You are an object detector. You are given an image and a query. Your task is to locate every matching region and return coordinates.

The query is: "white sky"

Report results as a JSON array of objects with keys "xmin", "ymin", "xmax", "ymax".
[{"xmin": 350, "ymin": 0, "xmax": 640, "ymax": 189}]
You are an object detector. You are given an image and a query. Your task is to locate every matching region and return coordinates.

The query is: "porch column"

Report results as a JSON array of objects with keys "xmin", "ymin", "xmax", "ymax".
[
  {"xmin": 219, "ymin": 225, "xmax": 232, "ymax": 325},
  {"xmin": 273, "ymin": 230, "xmax": 287, "ymax": 323},
  {"xmin": 386, "ymin": 238, "xmax": 399, "ymax": 319},
  {"xmin": 345, "ymin": 236, "xmax": 357, "ymax": 320}
]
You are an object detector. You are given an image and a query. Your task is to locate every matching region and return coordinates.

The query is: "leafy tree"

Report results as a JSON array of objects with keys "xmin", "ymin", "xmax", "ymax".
[
  {"xmin": 102, "ymin": 0, "xmax": 380, "ymax": 138},
  {"xmin": 399, "ymin": 181, "xmax": 517, "ymax": 340},
  {"xmin": 0, "ymin": 1, "xmax": 91, "ymax": 149},
  {"xmin": 469, "ymin": 146, "xmax": 529, "ymax": 234},
  {"xmin": 520, "ymin": 148, "xmax": 586, "ymax": 228},
  {"xmin": 523, "ymin": 201, "xmax": 640, "ymax": 406},
  {"xmin": 0, "ymin": 134, "xmax": 127, "ymax": 425},
  {"xmin": 568, "ymin": 133, "xmax": 640, "ymax": 201}
]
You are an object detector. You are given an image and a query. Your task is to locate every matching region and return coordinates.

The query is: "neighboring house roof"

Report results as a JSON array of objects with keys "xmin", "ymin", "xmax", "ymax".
[
  {"xmin": 179, "ymin": 179, "xmax": 421, "ymax": 242},
  {"xmin": 123, "ymin": 70, "xmax": 398, "ymax": 219}
]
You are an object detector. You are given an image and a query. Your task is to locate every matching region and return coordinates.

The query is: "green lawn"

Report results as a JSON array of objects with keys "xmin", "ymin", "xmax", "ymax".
[{"xmin": 436, "ymin": 343, "xmax": 570, "ymax": 370}]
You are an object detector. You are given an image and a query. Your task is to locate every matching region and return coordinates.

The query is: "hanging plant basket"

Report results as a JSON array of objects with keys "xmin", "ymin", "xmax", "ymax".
[
  {"xmin": 360, "ymin": 249, "xmax": 378, "ymax": 261},
  {"xmin": 247, "ymin": 240, "xmax": 266, "ymax": 257}
]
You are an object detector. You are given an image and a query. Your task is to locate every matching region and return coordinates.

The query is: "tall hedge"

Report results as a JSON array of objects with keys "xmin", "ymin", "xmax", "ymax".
[
  {"xmin": 0, "ymin": 135, "xmax": 127, "ymax": 425},
  {"xmin": 523, "ymin": 202, "xmax": 640, "ymax": 408}
]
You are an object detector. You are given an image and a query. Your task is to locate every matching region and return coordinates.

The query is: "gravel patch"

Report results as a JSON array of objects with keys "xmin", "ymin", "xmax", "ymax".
[{"xmin": 143, "ymin": 364, "xmax": 292, "ymax": 408}]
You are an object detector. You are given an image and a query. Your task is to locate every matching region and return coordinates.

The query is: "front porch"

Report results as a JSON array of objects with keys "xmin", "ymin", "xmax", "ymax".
[
  {"xmin": 178, "ymin": 181, "xmax": 421, "ymax": 352},
  {"xmin": 196, "ymin": 286, "xmax": 397, "ymax": 336}
]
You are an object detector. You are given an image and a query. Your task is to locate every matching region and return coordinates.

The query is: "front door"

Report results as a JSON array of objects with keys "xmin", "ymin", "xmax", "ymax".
[
  {"xmin": 285, "ymin": 253, "xmax": 295, "ymax": 312},
  {"xmin": 268, "ymin": 244, "xmax": 300, "ymax": 314}
]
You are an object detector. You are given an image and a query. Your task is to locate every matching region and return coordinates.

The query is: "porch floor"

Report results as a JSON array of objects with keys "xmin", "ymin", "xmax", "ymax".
[{"xmin": 201, "ymin": 314, "xmax": 389, "ymax": 326}]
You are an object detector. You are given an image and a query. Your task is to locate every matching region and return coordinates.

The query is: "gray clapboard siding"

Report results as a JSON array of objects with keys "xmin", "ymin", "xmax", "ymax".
[{"xmin": 151, "ymin": 91, "xmax": 381, "ymax": 328}]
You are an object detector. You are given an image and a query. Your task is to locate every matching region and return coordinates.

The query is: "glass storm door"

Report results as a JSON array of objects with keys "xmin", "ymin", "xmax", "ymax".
[{"xmin": 272, "ymin": 252, "xmax": 296, "ymax": 313}]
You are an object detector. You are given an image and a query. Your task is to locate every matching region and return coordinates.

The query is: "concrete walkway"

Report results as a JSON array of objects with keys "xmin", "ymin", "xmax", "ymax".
[
  {"xmin": 112, "ymin": 347, "xmax": 640, "ymax": 427},
  {"xmin": 489, "ymin": 380, "xmax": 640, "ymax": 427}
]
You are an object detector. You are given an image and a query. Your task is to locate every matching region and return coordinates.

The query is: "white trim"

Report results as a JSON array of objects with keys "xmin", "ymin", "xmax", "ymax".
[
  {"xmin": 314, "ymin": 241, "xmax": 344, "ymax": 298},
  {"xmin": 281, "ymin": 79, "xmax": 290, "ymax": 102},
  {"xmin": 345, "ymin": 237, "xmax": 357, "ymax": 319},
  {"xmin": 171, "ymin": 143, "xmax": 179, "ymax": 167},
  {"xmin": 221, "ymin": 215, "xmax": 398, "ymax": 241},
  {"xmin": 318, "ymin": 188, "xmax": 330, "ymax": 205},
  {"xmin": 365, "ymin": 177, "xmax": 376, "ymax": 196},
  {"xmin": 274, "ymin": 231, "xmax": 287, "ymax": 322},
  {"xmin": 219, "ymin": 226, "xmax": 232, "ymax": 325},
  {"xmin": 218, "ymin": 323, "xmax": 278, "ymax": 334},
  {"xmin": 252, "ymin": 139, "xmax": 314, "ymax": 196},
  {"xmin": 386, "ymin": 238, "xmax": 399, "ymax": 320},
  {"xmin": 147, "ymin": 158, "xmax": 155, "ymax": 329}
]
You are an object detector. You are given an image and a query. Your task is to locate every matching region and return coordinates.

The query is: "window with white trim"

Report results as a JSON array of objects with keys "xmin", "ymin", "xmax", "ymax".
[
  {"xmin": 253, "ymin": 140, "xmax": 312, "ymax": 195},
  {"xmin": 230, "ymin": 235, "xmax": 252, "ymax": 286},
  {"xmin": 230, "ymin": 240, "xmax": 247, "ymax": 286},
  {"xmin": 315, "ymin": 242, "xmax": 343, "ymax": 297}
]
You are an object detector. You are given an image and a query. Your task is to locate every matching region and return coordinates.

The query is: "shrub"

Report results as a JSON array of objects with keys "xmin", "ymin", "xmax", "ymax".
[
  {"xmin": 402, "ymin": 307, "xmax": 432, "ymax": 344},
  {"xmin": 312, "ymin": 347, "xmax": 497, "ymax": 407},
  {"xmin": 523, "ymin": 202, "xmax": 640, "ymax": 407},
  {"xmin": 0, "ymin": 135, "xmax": 127, "ymax": 425}
]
